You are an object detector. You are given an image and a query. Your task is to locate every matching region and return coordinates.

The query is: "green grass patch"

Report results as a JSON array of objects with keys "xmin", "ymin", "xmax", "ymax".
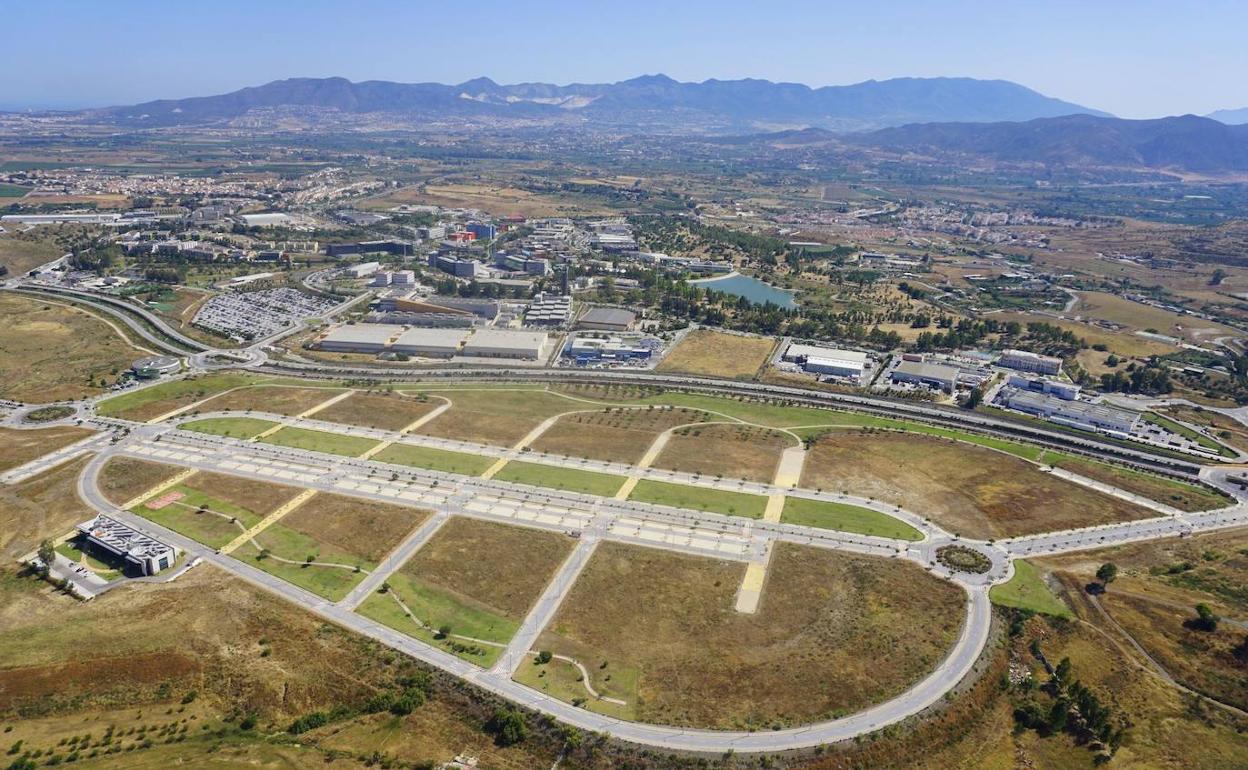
[
  {"xmin": 628, "ymin": 479, "xmax": 768, "ymax": 518},
  {"xmin": 55, "ymin": 538, "xmax": 124, "ymax": 580},
  {"xmin": 131, "ymin": 485, "xmax": 261, "ymax": 549},
  {"xmin": 0, "ymin": 183, "xmax": 30, "ymax": 197},
  {"xmin": 513, "ymin": 655, "xmax": 637, "ymax": 720},
  {"xmin": 258, "ymin": 426, "xmax": 380, "ymax": 457},
  {"xmin": 781, "ymin": 497, "xmax": 923, "ymax": 541},
  {"xmin": 96, "ymin": 372, "xmax": 260, "ymax": 419},
  {"xmin": 181, "ymin": 416, "xmax": 278, "ymax": 439},
  {"xmin": 244, "ymin": 524, "xmax": 370, "ymax": 601},
  {"xmin": 373, "ymin": 443, "xmax": 495, "ymax": 476},
  {"xmin": 493, "ymin": 460, "xmax": 627, "ymax": 496},
  {"xmin": 990, "ymin": 560, "xmax": 1071, "ymax": 617},
  {"xmin": 355, "ymin": 572, "xmax": 516, "ymax": 667}
]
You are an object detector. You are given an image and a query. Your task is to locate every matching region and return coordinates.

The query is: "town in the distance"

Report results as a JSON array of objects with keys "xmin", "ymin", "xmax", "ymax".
[{"xmin": 2, "ymin": 10, "xmax": 1248, "ymax": 770}]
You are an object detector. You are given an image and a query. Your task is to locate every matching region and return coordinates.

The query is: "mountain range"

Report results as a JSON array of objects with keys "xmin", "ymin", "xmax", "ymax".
[
  {"xmin": 1208, "ymin": 106, "xmax": 1248, "ymax": 125},
  {"xmin": 84, "ymin": 74, "xmax": 1108, "ymax": 132}
]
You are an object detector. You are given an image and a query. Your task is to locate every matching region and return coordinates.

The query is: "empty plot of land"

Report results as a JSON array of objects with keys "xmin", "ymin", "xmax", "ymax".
[
  {"xmin": 801, "ymin": 430, "xmax": 1154, "ymax": 539},
  {"xmin": 0, "ymin": 293, "xmax": 147, "ymax": 402},
  {"xmin": 373, "ymin": 443, "xmax": 495, "ymax": 476},
  {"xmin": 628, "ymin": 479, "xmax": 768, "ymax": 518},
  {"xmin": 653, "ymin": 423, "xmax": 792, "ymax": 483},
  {"xmin": 131, "ymin": 472, "xmax": 300, "ymax": 549},
  {"xmin": 530, "ymin": 407, "xmax": 707, "ymax": 465},
  {"xmin": 780, "ymin": 497, "xmax": 923, "ymax": 541},
  {"xmin": 244, "ymin": 493, "xmax": 429, "ymax": 601},
  {"xmin": 493, "ymin": 460, "xmax": 627, "ymax": 497},
  {"xmin": 0, "ymin": 425, "xmax": 95, "ymax": 473},
  {"xmin": 197, "ymin": 385, "xmax": 345, "ymax": 417},
  {"xmin": 413, "ymin": 389, "xmax": 584, "ymax": 447},
  {"xmin": 97, "ymin": 456, "xmax": 186, "ymax": 507},
  {"xmin": 314, "ymin": 391, "xmax": 442, "ymax": 432},
  {"xmin": 96, "ymin": 372, "xmax": 260, "ymax": 422},
  {"xmin": 656, "ymin": 330, "xmax": 775, "ymax": 380},
  {"xmin": 355, "ymin": 516, "xmax": 574, "ymax": 666},
  {"xmin": 181, "ymin": 416, "xmax": 278, "ymax": 439},
  {"xmin": 528, "ymin": 542, "xmax": 964, "ymax": 728},
  {"xmin": 1043, "ymin": 453, "xmax": 1230, "ymax": 512},
  {"xmin": 0, "ymin": 456, "xmax": 94, "ymax": 559},
  {"xmin": 259, "ymin": 426, "xmax": 380, "ymax": 457}
]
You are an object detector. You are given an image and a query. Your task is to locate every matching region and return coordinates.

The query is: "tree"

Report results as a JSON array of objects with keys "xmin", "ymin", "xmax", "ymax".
[
  {"xmin": 487, "ymin": 708, "xmax": 527, "ymax": 747},
  {"xmin": 36, "ymin": 540, "xmax": 55, "ymax": 575},
  {"xmin": 536, "ymin": 650, "xmax": 553, "ymax": 665},
  {"xmin": 1096, "ymin": 563, "xmax": 1118, "ymax": 589},
  {"xmin": 962, "ymin": 386, "xmax": 984, "ymax": 410},
  {"xmin": 1193, "ymin": 603, "xmax": 1220, "ymax": 632},
  {"xmin": 1052, "ymin": 657, "xmax": 1072, "ymax": 688}
]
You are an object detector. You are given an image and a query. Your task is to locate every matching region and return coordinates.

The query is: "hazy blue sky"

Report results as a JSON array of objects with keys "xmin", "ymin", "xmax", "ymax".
[{"xmin": 6, "ymin": 0, "xmax": 1243, "ymax": 118}]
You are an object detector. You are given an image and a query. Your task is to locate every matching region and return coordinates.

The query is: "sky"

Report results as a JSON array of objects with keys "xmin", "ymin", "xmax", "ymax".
[{"xmin": 5, "ymin": 0, "xmax": 1245, "ymax": 118}]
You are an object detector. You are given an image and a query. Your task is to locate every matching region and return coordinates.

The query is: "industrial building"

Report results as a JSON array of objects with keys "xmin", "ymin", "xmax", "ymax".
[
  {"xmin": 890, "ymin": 360, "xmax": 960, "ymax": 392},
  {"xmin": 131, "ymin": 355, "xmax": 182, "ymax": 378},
  {"xmin": 315, "ymin": 323, "xmax": 397, "ymax": 354},
  {"xmin": 525, "ymin": 294, "xmax": 574, "ymax": 327},
  {"xmin": 344, "ymin": 261, "xmax": 381, "ymax": 278},
  {"xmin": 565, "ymin": 335, "xmax": 654, "ymax": 363},
  {"xmin": 370, "ymin": 294, "xmax": 499, "ymax": 327},
  {"xmin": 999, "ymin": 389, "xmax": 1141, "ymax": 437},
  {"xmin": 238, "ymin": 212, "xmax": 292, "ymax": 228},
  {"xmin": 461, "ymin": 329, "xmax": 548, "ymax": 360},
  {"xmin": 76, "ymin": 514, "xmax": 179, "ymax": 576},
  {"xmin": 577, "ymin": 307, "xmax": 637, "ymax": 332},
  {"xmin": 326, "ymin": 240, "xmax": 414, "ymax": 257},
  {"xmin": 1007, "ymin": 373, "xmax": 1081, "ymax": 401},
  {"xmin": 390, "ymin": 327, "xmax": 470, "ymax": 357},
  {"xmin": 782, "ymin": 343, "xmax": 868, "ymax": 379},
  {"xmin": 998, "ymin": 349, "xmax": 1062, "ymax": 376}
]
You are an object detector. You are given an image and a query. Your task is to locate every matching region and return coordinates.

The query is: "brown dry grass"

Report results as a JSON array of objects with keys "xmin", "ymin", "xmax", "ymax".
[
  {"xmin": 0, "ymin": 293, "xmax": 146, "ymax": 402},
  {"xmin": 179, "ymin": 471, "xmax": 300, "ymax": 516},
  {"xmin": 279, "ymin": 493, "xmax": 428, "ymax": 563},
  {"xmin": 97, "ymin": 457, "xmax": 185, "ymax": 507},
  {"xmin": 656, "ymin": 329, "xmax": 776, "ymax": 380},
  {"xmin": 196, "ymin": 385, "xmax": 345, "ymax": 417},
  {"xmin": 0, "ymin": 233, "xmax": 63, "ymax": 276},
  {"xmin": 0, "ymin": 456, "xmax": 93, "ymax": 559},
  {"xmin": 414, "ymin": 388, "xmax": 582, "ymax": 447},
  {"xmin": 529, "ymin": 407, "xmax": 707, "ymax": 464},
  {"xmin": 402, "ymin": 516, "xmax": 574, "ymax": 619},
  {"xmin": 537, "ymin": 541, "xmax": 965, "ymax": 729},
  {"xmin": 801, "ymin": 430, "xmax": 1153, "ymax": 539},
  {"xmin": 314, "ymin": 391, "xmax": 441, "ymax": 432},
  {"xmin": 653, "ymin": 423, "xmax": 792, "ymax": 482},
  {"xmin": 0, "ymin": 425, "xmax": 94, "ymax": 472},
  {"xmin": 1160, "ymin": 404, "xmax": 1248, "ymax": 453}
]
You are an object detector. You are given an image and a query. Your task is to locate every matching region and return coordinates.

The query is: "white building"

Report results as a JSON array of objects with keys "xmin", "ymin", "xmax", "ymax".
[
  {"xmin": 998, "ymin": 349, "xmax": 1062, "ymax": 376},
  {"xmin": 1007, "ymin": 374, "xmax": 1081, "ymax": 401},
  {"xmin": 1001, "ymin": 389, "xmax": 1140, "ymax": 437},
  {"xmin": 461, "ymin": 329, "xmax": 548, "ymax": 360},
  {"xmin": 390, "ymin": 327, "xmax": 470, "ymax": 357},
  {"xmin": 782, "ymin": 343, "xmax": 868, "ymax": 379},
  {"xmin": 391, "ymin": 270, "xmax": 416, "ymax": 286},
  {"xmin": 239, "ymin": 212, "xmax": 292, "ymax": 228},
  {"xmin": 345, "ymin": 261, "xmax": 381, "ymax": 278},
  {"xmin": 315, "ymin": 323, "xmax": 396, "ymax": 353},
  {"xmin": 890, "ymin": 360, "xmax": 960, "ymax": 392},
  {"xmin": 77, "ymin": 514, "xmax": 179, "ymax": 576}
]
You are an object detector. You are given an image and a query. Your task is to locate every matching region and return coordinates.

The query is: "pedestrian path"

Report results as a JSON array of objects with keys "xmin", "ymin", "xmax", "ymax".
[
  {"xmin": 734, "ymin": 445, "xmax": 806, "ymax": 613},
  {"xmin": 220, "ymin": 487, "xmax": 318, "ymax": 554},
  {"xmin": 120, "ymin": 467, "xmax": 198, "ymax": 510}
]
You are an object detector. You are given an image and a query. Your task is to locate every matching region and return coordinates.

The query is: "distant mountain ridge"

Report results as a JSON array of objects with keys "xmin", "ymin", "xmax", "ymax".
[
  {"xmin": 83, "ymin": 74, "xmax": 1109, "ymax": 131},
  {"xmin": 850, "ymin": 113, "xmax": 1248, "ymax": 172},
  {"xmin": 1208, "ymin": 107, "xmax": 1248, "ymax": 125}
]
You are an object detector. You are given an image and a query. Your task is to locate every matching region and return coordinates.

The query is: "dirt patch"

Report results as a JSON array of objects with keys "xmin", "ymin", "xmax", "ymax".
[
  {"xmin": 657, "ymin": 329, "xmax": 776, "ymax": 380},
  {"xmin": 280, "ymin": 493, "xmax": 428, "ymax": 563},
  {"xmin": 653, "ymin": 423, "xmax": 792, "ymax": 482},
  {"xmin": 0, "ymin": 425, "xmax": 94, "ymax": 473},
  {"xmin": 530, "ymin": 407, "xmax": 708, "ymax": 464},
  {"xmin": 314, "ymin": 391, "xmax": 441, "ymax": 432}
]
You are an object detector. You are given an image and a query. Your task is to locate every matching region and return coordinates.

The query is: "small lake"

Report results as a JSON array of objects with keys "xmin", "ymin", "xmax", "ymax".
[{"xmin": 689, "ymin": 273, "xmax": 798, "ymax": 309}]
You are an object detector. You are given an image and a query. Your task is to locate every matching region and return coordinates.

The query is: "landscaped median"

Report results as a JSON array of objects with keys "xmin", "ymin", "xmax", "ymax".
[
  {"xmin": 258, "ymin": 426, "xmax": 381, "ymax": 457},
  {"xmin": 371, "ymin": 443, "xmax": 496, "ymax": 476},
  {"xmin": 989, "ymin": 559, "xmax": 1071, "ymax": 618},
  {"xmin": 627, "ymin": 478, "xmax": 769, "ymax": 518},
  {"xmin": 181, "ymin": 416, "xmax": 279, "ymax": 440},
  {"xmin": 780, "ymin": 496, "xmax": 923, "ymax": 541},
  {"xmin": 493, "ymin": 460, "xmax": 627, "ymax": 497}
]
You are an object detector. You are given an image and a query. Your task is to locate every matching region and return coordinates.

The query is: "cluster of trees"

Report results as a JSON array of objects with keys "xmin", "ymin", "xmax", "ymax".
[
  {"xmin": 629, "ymin": 215, "xmax": 788, "ymax": 265},
  {"xmin": 288, "ymin": 672, "xmax": 432, "ymax": 734},
  {"xmin": 1099, "ymin": 363, "xmax": 1173, "ymax": 395},
  {"xmin": 1014, "ymin": 653, "xmax": 1125, "ymax": 759}
]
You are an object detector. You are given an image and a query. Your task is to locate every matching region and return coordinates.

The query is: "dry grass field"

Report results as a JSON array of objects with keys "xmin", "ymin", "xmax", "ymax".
[
  {"xmin": 653, "ymin": 423, "xmax": 792, "ymax": 482},
  {"xmin": 1159, "ymin": 404, "xmax": 1248, "ymax": 453},
  {"xmin": 656, "ymin": 329, "xmax": 776, "ymax": 380},
  {"xmin": 179, "ymin": 472, "xmax": 299, "ymax": 518},
  {"xmin": 801, "ymin": 430, "xmax": 1154, "ymax": 539},
  {"xmin": 0, "ymin": 425, "xmax": 95, "ymax": 473},
  {"xmin": 1075, "ymin": 291, "xmax": 1240, "ymax": 343},
  {"xmin": 529, "ymin": 406, "xmax": 707, "ymax": 464},
  {"xmin": 1044, "ymin": 453, "xmax": 1231, "ymax": 512},
  {"xmin": 96, "ymin": 457, "xmax": 185, "ymax": 507},
  {"xmin": 314, "ymin": 391, "xmax": 442, "ymax": 432},
  {"xmin": 0, "ymin": 231, "xmax": 64, "ymax": 276},
  {"xmin": 95, "ymin": 372, "xmax": 262, "ymax": 422},
  {"xmin": 0, "ymin": 293, "xmax": 147, "ymax": 402},
  {"xmin": 0, "ymin": 456, "xmax": 93, "ymax": 559},
  {"xmin": 196, "ymin": 384, "xmax": 345, "ymax": 417},
  {"xmin": 994, "ymin": 311, "xmax": 1178, "ymax": 359},
  {"xmin": 413, "ymin": 388, "xmax": 583, "ymax": 446},
  {"xmin": 279, "ymin": 493, "xmax": 427, "ymax": 563},
  {"xmin": 400, "ymin": 517, "xmax": 574, "ymax": 620},
  {"xmin": 533, "ymin": 542, "xmax": 964, "ymax": 729}
]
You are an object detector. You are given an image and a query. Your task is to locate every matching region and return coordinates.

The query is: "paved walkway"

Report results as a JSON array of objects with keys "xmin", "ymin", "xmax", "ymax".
[{"xmin": 220, "ymin": 487, "xmax": 318, "ymax": 554}]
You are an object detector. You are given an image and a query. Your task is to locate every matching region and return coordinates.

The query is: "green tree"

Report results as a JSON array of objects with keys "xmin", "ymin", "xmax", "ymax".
[
  {"xmin": 36, "ymin": 540, "xmax": 55, "ymax": 575},
  {"xmin": 1096, "ymin": 563, "xmax": 1118, "ymax": 589},
  {"xmin": 1193, "ymin": 603, "xmax": 1219, "ymax": 632},
  {"xmin": 487, "ymin": 708, "xmax": 527, "ymax": 747}
]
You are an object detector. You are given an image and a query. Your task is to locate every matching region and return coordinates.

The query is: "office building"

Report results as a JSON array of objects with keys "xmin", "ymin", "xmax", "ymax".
[
  {"xmin": 1001, "ymin": 389, "xmax": 1140, "ymax": 437},
  {"xmin": 1007, "ymin": 374, "xmax": 1081, "ymax": 401},
  {"xmin": 326, "ymin": 240, "xmax": 414, "ymax": 258},
  {"xmin": 890, "ymin": 360, "xmax": 960, "ymax": 392},
  {"xmin": 466, "ymin": 222, "xmax": 497, "ymax": 240},
  {"xmin": 76, "ymin": 514, "xmax": 179, "ymax": 576},
  {"xmin": 429, "ymin": 253, "xmax": 485, "ymax": 278},
  {"xmin": 998, "ymin": 349, "xmax": 1062, "ymax": 376},
  {"xmin": 345, "ymin": 261, "xmax": 381, "ymax": 278}
]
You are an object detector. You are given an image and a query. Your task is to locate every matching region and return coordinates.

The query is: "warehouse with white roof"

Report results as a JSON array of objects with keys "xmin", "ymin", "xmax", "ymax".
[
  {"xmin": 315, "ymin": 323, "xmax": 397, "ymax": 353},
  {"xmin": 461, "ymin": 329, "xmax": 548, "ymax": 360},
  {"xmin": 390, "ymin": 327, "xmax": 470, "ymax": 357}
]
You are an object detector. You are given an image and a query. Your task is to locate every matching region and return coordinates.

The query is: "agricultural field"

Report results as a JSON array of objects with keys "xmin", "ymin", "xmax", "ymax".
[
  {"xmin": 656, "ymin": 329, "xmax": 776, "ymax": 379},
  {"xmin": 361, "ymin": 182, "xmax": 616, "ymax": 218},
  {"xmin": 130, "ymin": 472, "xmax": 300, "ymax": 549},
  {"xmin": 313, "ymin": 390, "xmax": 443, "ymax": 432},
  {"xmin": 801, "ymin": 429, "xmax": 1154, "ymax": 539},
  {"xmin": 1041, "ymin": 452, "xmax": 1231, "ymax": 512},
  {"xmin": 628, "ymin": 478, "xmax": 769, "ymax": 518},
  {"xmin": 1075, "ymin": 291, "xmax": 1240, "ymax": 344},
  {"xmin": 529, "ymin": 406, "xmax": 707, "ymax": 464},
  {"xmin": 526, "ymin": 542, "xmax": 964, "ymax": 728},
  {"xmin": 196, "ymin": 384, "xmax": 346, "ymax": 417},
  {"xmin": 652, "ymin": 423, "xmax": 792, "ymax": 482},
  {"xmin": 243, "ymin": 493, "xmax": 427, "ymax": 601},
  {"xmin": 355, "ymin": 517, "xmax": 574, "ymax": 667},
  {"xmin": 411, "ymin": 388, "xmax": 586, "ymax": 447},
  {"xmin": 780, "ymin": 497, "xmax": 923, "ymax": 540},
  {"xmin": 372, "ymin": 442, "xmax": 496, "ymax": 476},
  {"xmin": 0, "ymin": 292, "xmax": 148, "ymax": 402},
  {"xmin": 493, "ymin": 460, "xmax": 627, "ymax": 496},
  {"xmin": 96, "ymin": 457, "xmax": 185, "ymax": 508},
  {"xmin": 0, "ymin": 425, "xmax": 94, "ymax": 473},
  {"xmin": 0, "ymin": 456, "xmax": 93, "ymax": 559},
  {"xmin": 258, "ymin": 426, "xmax": 380, "ymax": 457},
  {"xmin": 180, "ymin": 416, "xmax": 277, "ymax": 439}
]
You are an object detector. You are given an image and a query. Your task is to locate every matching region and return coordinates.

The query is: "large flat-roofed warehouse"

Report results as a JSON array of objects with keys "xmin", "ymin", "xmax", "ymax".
[
  {"xmin": 890, "ymin": 360, "xmax": 960, "ymax": 392},
  {"xmin": 782, "ymin": 342, "xmax": 867, "ymax": 379},
  {"xmin": 76, "ymin": 514, "xmax": 179, "ymax": 576},
  {"xmin": 577, "ymin": 307, "xmax": 637, "ymax": 332},
  {"xmin": 461, "ymin": 328, "xmax": 548, "ymax": 360},
  {"xmin": 315, "ymin": 323, "xmax": 397, "ymax": 353},
  {"xmin": 390, "ymin": 327, "xmax": 470, "ymax": 357},
  {"xmin": 1001, "ymin": 389, "xmax": 1140, "ymax": 437}
]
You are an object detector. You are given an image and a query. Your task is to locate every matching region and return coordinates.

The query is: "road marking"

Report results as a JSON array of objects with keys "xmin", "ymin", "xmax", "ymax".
[
  {"xmin": 220, "ymin": 488, "xmax": 318, "ymax": 554},
  {"xmin": 119, "ymin": 467, "xmax": 198, "ymax": 510},
  {"xmin": 733, "ymin": 446, "xmax": 803, "ymax": 612}
]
